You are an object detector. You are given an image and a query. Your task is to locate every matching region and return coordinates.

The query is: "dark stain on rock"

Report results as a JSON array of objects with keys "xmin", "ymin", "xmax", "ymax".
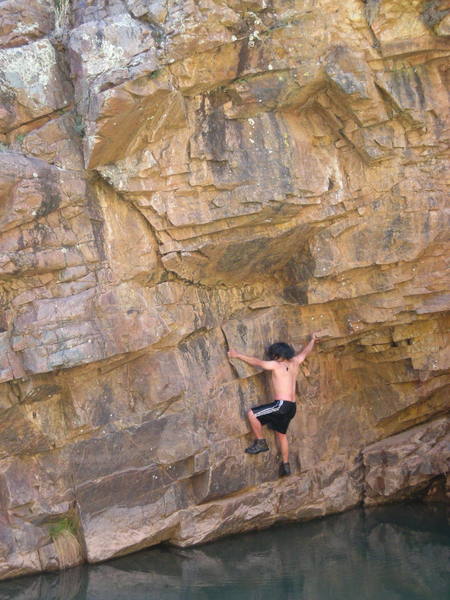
[
  {"xmin": 266, "ymin": 111, "xmax": 284, "ymax": 151},
  {"xmin": 421, "ymin": 0, "xmax": 450, "ymax": 28},
  {"xmin": 398, "ymin": 69, "xmax": 417, "ymax": 108},
  {"xmin": 94, "ymin": 383, "xmax": 115, "ymax": 426},
  {"xmin": 86, "ymin": 188, "xmax": 107, "ymax": 261},
  {"xmin": 384, "ymin": 225, "xmax": 394, "ymax": 249},
  {"xmin": 35, "ymin": 169, "xmax": 61, "ymax": 219},
  {"xmin": 217, "ymin": 237, "xmax": 269, "ymax": 273},
  {"xmin": 205, "ymin": 107, "xmax": 227, "ymax": 160},
  {"xmin": 422, "ymin": 211, "xmax": 430, "ymax": 238},
  {"xmin": 430, "ymin": 110, "xmax": 445, "ymax": 138},
  {"xmin": 384, "ymin": 215, "xmax": 401, "ymax": 249},
  {"xmin": 95, "ymin": 28, "xmax": 104, "ymax": 49},
  {"xmin": 23, "ymin": 384, "xmax": 61, "ymax": 404},
  {"xmin": 197, "ymin": 337, "xmax": 211, "ymax": 375},
  {"xmin": 31, "ymin": 222, "xmax": 52, "ymax": 248},
  {"xmin": 237, "ymin": 322, "xmax": 248, "ymax": 345},
  {"xmin": 237, "ymin": 385, "xmax": 246, "ymax": 419},
  {"xmin": 267, "ymin": 112, "xmax": 293, "ymax": 192},
  {"xmin": 237, "ymin": 40, "xmax": 249, "ymax": 77},
  {"xmin": 285, "ymin": 250, "xmax": 316, "ymax": 284},
  {"xmin": 180, "ymin": 334, "xmax": 211, "ymax": 375},
  {"xmin": 282, "ymin": 285, "xmax": 308, "ymax": 305},
  {"xmin": 278, "ymin": 161, "xmax": 293, "ymax": 194},
  {"xmin": 17, "ymin": 231, "xmax": 25, "ymax": 251},
  {"xmin": 354, "ymin": 230, "xmax": 367, "ymax": 261},
  {"xmin": 412, "ymin": 69, "xmax": 426, "ymax": 109}
]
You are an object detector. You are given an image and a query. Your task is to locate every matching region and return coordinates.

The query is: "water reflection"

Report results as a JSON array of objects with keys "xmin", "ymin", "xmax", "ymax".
[{"xmin": 1, "ymin": 503, "xmax": 449, "ymax": 600}]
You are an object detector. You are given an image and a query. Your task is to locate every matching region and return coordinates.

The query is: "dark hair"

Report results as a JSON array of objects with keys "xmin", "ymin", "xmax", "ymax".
[{"xmin": 267, "ymin": 342, "xmax": 295, "ymax": 360}]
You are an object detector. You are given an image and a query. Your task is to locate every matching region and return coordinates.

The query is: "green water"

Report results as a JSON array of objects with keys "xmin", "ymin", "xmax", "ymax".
[{"xmin": 1, "ymin": 503, "xmax": 449, "ymax": 600}]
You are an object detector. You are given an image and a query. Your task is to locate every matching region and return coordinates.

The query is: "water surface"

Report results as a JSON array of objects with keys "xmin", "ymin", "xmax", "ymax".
[{"xmin": 1, "ymin": 503, "xmax": 449, "ymax": 600}]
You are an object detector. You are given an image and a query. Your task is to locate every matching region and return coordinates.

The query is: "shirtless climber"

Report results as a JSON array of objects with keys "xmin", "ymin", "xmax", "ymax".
[{"xmin": 227, "ymin": 333, "xmax": 319, "ymax": 477}]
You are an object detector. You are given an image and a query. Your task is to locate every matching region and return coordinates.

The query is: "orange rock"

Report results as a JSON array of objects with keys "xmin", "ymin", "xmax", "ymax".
[{"xmin": 0, "ymin": 0, "xmax": 448, "ymax": 582}]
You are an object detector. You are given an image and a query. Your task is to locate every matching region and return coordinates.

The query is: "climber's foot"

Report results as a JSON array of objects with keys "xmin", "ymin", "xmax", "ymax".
[
  {"xmin": 279, "ymin": 462, "xmax": 291, "ymax": 477},
  {"xmin": 245, "ymin": 439, "xmax": 269, "ymax": 454}
]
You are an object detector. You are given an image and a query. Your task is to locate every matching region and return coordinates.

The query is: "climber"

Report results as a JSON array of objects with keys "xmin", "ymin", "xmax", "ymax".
[{"xmin": 227, "ymin": 333, "xmax": 319, "ymax": 477}]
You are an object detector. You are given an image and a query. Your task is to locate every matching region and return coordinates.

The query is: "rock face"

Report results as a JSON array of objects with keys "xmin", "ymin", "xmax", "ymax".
[{"xmin": 0, "ymin": 0, "xmax": 449, "ymax": 581}]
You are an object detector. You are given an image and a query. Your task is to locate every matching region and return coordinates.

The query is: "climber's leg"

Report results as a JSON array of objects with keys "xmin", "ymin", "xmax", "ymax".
[
  {"xmin": 275, "ymin": 431, "xmax": 289, "ymax": 463},
  {"xmin": 247, "ymin": 408, "xmax": 264, "ymax": 439}
]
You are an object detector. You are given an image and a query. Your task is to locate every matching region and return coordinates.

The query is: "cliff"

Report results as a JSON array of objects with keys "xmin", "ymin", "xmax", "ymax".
[{"xmin": 0, "ymin": 0, "xmax": 449, "ymax": 580}]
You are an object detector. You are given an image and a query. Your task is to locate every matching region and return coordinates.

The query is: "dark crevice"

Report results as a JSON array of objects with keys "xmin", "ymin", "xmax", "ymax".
[{"xmin": 2, "ymin": 106, "xmax": 73, "ymax": 137}]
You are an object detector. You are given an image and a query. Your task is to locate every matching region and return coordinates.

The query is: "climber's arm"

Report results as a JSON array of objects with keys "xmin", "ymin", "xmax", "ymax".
[
  {"xmin": 293, "ymin": 333, "xmax": 319, "ymax": 364},
  {"xmin": 227, "ymin": 349, "xmax": 276, "ymax": 371}
]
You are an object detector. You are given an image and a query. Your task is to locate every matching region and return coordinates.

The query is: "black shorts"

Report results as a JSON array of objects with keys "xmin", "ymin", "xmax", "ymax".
[{"xmin": 251, "ymin": 400, "xmax": 297, "ymax": 434}]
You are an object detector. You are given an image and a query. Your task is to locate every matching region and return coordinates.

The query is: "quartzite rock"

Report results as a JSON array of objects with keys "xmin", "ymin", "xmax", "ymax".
[
  {"xmin": 363, "ymin": 416, "xmax": 450, "ymax": 505},
  {"xmin": 0, "ymin": 0, "xmax": 449, "ymax": 581}
]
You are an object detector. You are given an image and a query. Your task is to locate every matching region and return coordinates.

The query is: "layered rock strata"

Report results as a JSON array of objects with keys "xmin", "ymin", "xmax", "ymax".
[{"xmin": 0, "ymin": 0, "xmax": 449, "ymax": 580}]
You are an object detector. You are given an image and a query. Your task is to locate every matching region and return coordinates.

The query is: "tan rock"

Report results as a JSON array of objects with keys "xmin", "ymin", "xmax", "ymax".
[
  {"xmin": 0, "ymin": 0, "xmax": 449, "ymax": 582},
  {"xmin": 363, "ymin": 417, "xmax": 450, "ymax": 505},
  {"xmin": 12, "ymin": 113, "xmax": 84, "ymax": 171}
]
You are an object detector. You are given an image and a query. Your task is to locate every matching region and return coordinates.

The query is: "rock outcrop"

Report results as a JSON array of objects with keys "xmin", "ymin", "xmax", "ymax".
[{"xmin": 0, "ymin": 0, "xmax": 449, "ymax": 580}]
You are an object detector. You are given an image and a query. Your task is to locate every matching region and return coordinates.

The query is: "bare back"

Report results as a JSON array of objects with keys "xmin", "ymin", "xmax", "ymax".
[{"xmin": 269, "ymin": 360, "xmax": 299, "ymax": 402}]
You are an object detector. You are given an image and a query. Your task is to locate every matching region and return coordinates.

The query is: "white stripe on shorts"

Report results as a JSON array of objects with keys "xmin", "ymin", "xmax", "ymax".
[{"xmin": 253, "ymin": 400, "xmax": 283, "ymax": 417}]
